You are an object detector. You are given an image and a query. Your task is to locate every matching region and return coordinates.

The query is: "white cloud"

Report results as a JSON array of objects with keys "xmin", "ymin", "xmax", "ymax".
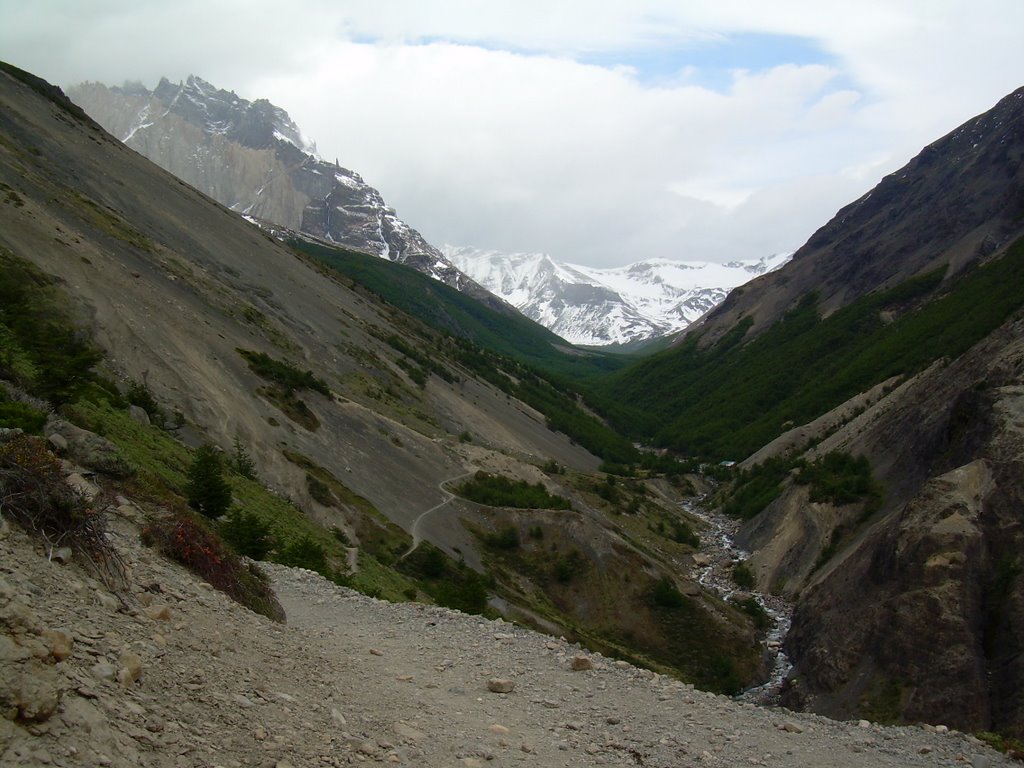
[{"xmin": 2, "ymin": 0, "xmax": 1023, "ymax": 265}]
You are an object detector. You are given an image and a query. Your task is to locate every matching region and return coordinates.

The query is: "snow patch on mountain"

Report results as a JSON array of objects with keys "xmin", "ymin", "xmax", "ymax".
[{"xmin": 444, "ymin": 246, "xmax": 791, "ymax": 346}]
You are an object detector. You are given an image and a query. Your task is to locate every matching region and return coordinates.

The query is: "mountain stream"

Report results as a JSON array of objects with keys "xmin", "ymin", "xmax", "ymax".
[{"xmin": 681, "ymin": 496, "xmax": 794, "ymax": 705}]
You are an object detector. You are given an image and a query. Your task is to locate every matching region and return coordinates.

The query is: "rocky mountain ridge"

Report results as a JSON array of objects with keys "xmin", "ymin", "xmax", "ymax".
[
  {"xmin": 445, "ymin": 245, "xmax": 790, "ymax": 346},
  {"xmin": 67, "ymin": 76, "xmax": 499, "ymax": 306},
  {"xmin": 694, "ymin": 86, "xmax": 1024, "ymax": 346}
]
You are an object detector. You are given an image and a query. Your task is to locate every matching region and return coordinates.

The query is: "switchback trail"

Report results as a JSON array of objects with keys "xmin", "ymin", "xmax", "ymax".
[{"xmin": 402, "ymin": 471, "xmax": 475, "ymax": 558}]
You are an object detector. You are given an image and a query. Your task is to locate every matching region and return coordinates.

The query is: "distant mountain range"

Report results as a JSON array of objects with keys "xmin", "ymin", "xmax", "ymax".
[
  {"xmin": 445, "ymin": 246, "xmax": 790, "ymax": 346},
  {"xmin": 69, "ymin": 76, "xmax": 788, "ymax": 347}
]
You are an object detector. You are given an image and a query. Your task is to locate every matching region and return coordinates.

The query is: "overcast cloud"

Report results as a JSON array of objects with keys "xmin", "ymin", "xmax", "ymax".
[{"xmin": 3, "ymin": 1, "xmax": 1024, "ymax": 266}]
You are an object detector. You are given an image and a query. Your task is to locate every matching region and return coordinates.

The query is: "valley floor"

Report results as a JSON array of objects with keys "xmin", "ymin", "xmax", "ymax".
[{"xmin": 0, "ymin": 510, "xmax": 1013, "ymax": 768}]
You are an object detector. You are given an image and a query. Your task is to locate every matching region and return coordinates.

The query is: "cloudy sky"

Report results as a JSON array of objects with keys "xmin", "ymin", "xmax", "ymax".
[{"xmin": 3, "ymin": 1, "xmax": 1024, "ymax": 267}]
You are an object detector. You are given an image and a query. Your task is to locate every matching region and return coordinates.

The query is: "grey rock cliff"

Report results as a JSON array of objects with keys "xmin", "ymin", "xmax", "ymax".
[{"xmin": 67, "ymin": 77, "xmax": 500, "ymax": 307}]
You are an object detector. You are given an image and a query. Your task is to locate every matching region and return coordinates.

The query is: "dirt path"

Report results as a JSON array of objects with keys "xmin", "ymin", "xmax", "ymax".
[
  {"xmin": 1, "ymin": 512, "xmax": 1014, "ymax": 768},
  {"xmin": 402, "ymin": 471, "xmax": 475, "ymax": 557}
]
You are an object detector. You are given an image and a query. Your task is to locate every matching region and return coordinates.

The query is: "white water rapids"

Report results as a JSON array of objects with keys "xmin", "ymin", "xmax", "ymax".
[{"xmin": 680, "ymin": 497, "xmax": 794, "ymax": 705}]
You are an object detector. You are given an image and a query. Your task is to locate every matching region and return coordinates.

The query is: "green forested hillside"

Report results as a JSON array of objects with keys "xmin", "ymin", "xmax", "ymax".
[
  {"xmin": 601, "ymin": 238, "xmax": 1024, "ymax": 461},
  {"xmin": 288, "ymin": 238, "xmax": 629, "ymax": 382}
]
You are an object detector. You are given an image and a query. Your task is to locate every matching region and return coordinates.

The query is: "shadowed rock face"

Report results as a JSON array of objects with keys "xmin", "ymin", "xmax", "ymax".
[
  {"xmin": 695, "ymin": 86, "xmax": 1024, "ymax": 346},
  {"xmin": 755, "ymin": 315, "xmax": 1024, "ymax": 735},
  {"xmin": 705, "ymin": 84, "xmax": 1024, "ymax": 734},
  {"xmin": 67, "ymin": 76, "xmax": 503, "ymax": 309}
]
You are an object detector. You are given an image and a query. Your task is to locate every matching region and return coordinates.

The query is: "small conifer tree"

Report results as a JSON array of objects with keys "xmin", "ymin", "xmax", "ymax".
[
  {"xmin": 187, "ymin": 443, "xmax": 232, "ymax": 519},
  {"xmin": 231, "ymin": 435, "xmax": 257, "ymax": 480}
]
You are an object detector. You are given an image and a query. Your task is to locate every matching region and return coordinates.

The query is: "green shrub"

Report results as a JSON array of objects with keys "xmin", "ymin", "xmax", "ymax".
[
  {"xmin": 142, "ymin": 511, "xmax": 284, "ymax": 622},
  {"xmin": 796, "ymin": 451, "xmax": 881, "ymax": 507},
  {"xmin": 186, "ymin": 444, "xmax": 232, "ymax": 519},
  {"xmin": 723, "ymin": 456, "xmax": 794, "ymax": 520},
  {"xmin": 455, "ymin": 471, "xmax": 572, "ymax": 510},
  {"xmin": 432, "ymin": 567, "xmax": 490, "ymax": 614},
  {"xmin": 669, "ymin": 519, "xmax": 700, "ymax": 548},
  {"xmin": 397, "ymin": 543, "xmax": 491, "ymax": 614},
  {"xmin": 552, "ymin": 549, "xmax": 586, "ymax": 584},
  {"xmin": 733, "ymin": 595, "xmax": 771, "ymax": 631},
  {"xmin": 230, "ymin": 436, "xmax": 257, "ymax": 480},
  {"xmin": 484, "ymin": 525, "xmax": 521, "ymax": 550},
  {"xmin": 125, "ymin": 379, "xmax": 163, "ymax": 423},
  {"xmin": 0, "ymin": 399, "xmax": 48, "ymax": 433},
  {"xmin": 219, "ymin": 509, "xmax": 273, "ymax": 560},
  {"xmin": 651, "ymin": 577, "xmax": 685, "ymax": 608},
  {"xmin": 732, "ymin": 561, "xmax": 756, "ymax": 590},
  {"xmin": 277, "ymin": 535, "xmax": 329, "ymax": 573},
  {"xmin": 237, "ymin": 348, "xmax": 330, "ymax": 395}
]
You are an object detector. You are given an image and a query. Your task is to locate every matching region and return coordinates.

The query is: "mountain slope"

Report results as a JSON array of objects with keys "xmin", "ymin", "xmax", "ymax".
[
  {"xmin": 446, "ymin": 245, "xmax": 789, "ymax": 346},
  {"xmin": 602, "ymin": 83, "xmax": 1024, "ymax": 735},
  {"xmin": 693, "ymin": 86, "xmax": 1024, "ymax": 346},
  {"xmin": 0, "ymin": 62, "xmax": 765, "ymax": 695},
  {"xmin": 67, "ymin": 76, "xmax": 500, "ymax": 306}
]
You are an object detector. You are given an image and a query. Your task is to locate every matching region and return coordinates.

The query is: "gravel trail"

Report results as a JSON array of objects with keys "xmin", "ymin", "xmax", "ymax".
[{"xmin": 0, "ymin": 509, "xmax": 1013, "ymax": 768}]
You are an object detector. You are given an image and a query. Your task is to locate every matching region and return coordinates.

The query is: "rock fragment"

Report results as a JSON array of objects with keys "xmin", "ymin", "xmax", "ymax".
[
  {"xmin": 487, "ymin": 678, "xmax": 515, "ymax": 693},
  {"xmin": 570, "ymin": 655, "xmax": 594, "ymax": 671}
]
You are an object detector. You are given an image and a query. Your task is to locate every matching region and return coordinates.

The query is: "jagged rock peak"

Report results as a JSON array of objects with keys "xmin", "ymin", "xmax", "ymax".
[{"xmin": 147, "ymin": 74, "xmax": 318, "ymax": 155}]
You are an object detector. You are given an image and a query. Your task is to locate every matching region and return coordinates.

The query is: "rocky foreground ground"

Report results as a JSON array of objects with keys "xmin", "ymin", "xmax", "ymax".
[{"xmin": 0, "ymin": 503, "xmax": 1016, "ymax": 768}]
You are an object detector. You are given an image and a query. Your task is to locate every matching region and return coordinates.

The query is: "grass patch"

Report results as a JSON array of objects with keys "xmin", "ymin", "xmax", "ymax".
[
  {"xmin": 454, "ymin": 471, "xmax": 572, "ymax": 510},
  {"xmin": 0, "ymin": 248, "xmax": 104, "ymax": 405},
  {"xmin": 63, "ymin": 398, "xmax": 192, "ymax": 504},
  {"xmin": 238, "ymin": 348, "xmax": 330, "ymax": 396}
]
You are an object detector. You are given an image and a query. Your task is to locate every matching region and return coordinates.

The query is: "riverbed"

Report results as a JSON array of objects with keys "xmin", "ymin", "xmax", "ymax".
[{"xmin": 681, "ymin": 496, "xmax": 793, "ymax": 705}]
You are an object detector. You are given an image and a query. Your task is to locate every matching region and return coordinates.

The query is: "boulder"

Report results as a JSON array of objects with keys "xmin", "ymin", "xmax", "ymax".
[{"xmin": 45, "ymin": 419, "xmax": 132, "ymax": 477}]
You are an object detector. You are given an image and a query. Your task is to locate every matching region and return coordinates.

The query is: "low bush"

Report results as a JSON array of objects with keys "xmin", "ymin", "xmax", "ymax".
[
  {"xmin": 456, "ymin": 471, "xmax": 572, "ymax": 510},
  {"xmin": 276, "ymin": 535, "xmax": 329, "ymax": 574},
  {"xmin": 237, "ymin": 348, "xmax": 330, "ymax": 396},
  {"xmin": 733, "ymin": 595, "xmax": 771, "ymax": 631},
  {"xmin": 651, "ymin": 576, "xmax": 685, "ymax": 608},
  {"xmin": 732, "ymin": 561, "xmax": 756, "ymax": 590},
  {"xmin": 723, "ymin": 456, "xmax": 794, "ymax": 520},
  {"xmin": 0, "ymin": 398, "xmax": 48, "ymax": 433},
  {"xmin": 142, "ymin": 511, "xmax": 285, "ymax": 622},
  {"xmin": 397, "ymin": 542, "xmax": 491, "ymax": 614},
  {"xmin": 795, "ymin": 451, "xmax": 882, "ymax": 507},
  {"xmin": 219, "ymin": 508, "xmax": 273, "ymax": 560},
  {"xmin": 125, "ymin": 379, "xmax": 163, "ymax": 424},
  {"xmin": 0, "ymin": 434, "xmax": 124, "ymax": 589},
  {"xmin": 669, "ymin": 519, "xmax": 700, "ymax": 547},
  {"xmin": 484, "ymin": 525, "xmax": 521, "ymax": 551}
]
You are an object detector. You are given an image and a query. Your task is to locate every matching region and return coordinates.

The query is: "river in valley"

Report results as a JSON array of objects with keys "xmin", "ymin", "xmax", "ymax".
[{"xmin": 680, "ymin": 496, "xmax": 794, "ymax": 705}]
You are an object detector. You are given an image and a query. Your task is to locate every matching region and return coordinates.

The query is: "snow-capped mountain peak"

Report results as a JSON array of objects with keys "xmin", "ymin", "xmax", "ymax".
[{"xmin": 444, "ymin": 246, "xmax": 791, "ymax": 346}]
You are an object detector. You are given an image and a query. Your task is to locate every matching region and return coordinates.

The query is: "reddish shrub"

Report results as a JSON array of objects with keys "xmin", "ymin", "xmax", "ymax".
[{"xmin": 142, "ymin": 511, "xmax": 284, "ymax": 622}]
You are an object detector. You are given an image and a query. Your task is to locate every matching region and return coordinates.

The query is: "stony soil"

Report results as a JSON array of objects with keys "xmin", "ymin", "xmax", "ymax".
[{"xmin": 0, "ymin": 507, "xmax": 1015, "ymax": 768}]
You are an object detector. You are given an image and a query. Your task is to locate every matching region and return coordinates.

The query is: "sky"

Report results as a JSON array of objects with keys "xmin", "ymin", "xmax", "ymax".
[{"xmin": 3, "ymin": 1, "xmax": 1024, "ymax": 267}]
